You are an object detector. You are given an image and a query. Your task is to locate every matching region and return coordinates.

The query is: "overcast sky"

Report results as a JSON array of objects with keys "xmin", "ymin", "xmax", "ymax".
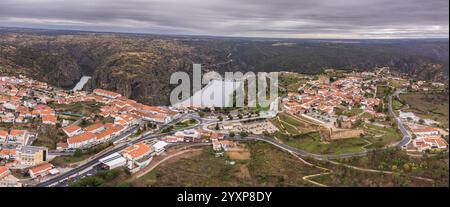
[{"xmin": 0, "ymin": 0, "xmax": 448, "ymax": 39}]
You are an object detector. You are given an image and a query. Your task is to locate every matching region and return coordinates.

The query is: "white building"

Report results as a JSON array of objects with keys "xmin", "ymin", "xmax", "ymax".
[
  {"xmin": 412, "ymin": 127, "xmax": 440, "ymax": 137},
  {"xmin": 399, "ymin": 111, "xmax": 418, "ymax": 122},
  {"xmin": 152, "ymin": 141, "xmax": 168, "ymax": 155},
  {"xmin": 99, "ymin": 153, "xmax": 127, "ymax": 170},
  {"xmin": 7, "ymin": 130, "xmax": 29, "ymax": 146},
  {"xmin": 174, "ymin": 129, "xmax": 200, "ymax": 139}
]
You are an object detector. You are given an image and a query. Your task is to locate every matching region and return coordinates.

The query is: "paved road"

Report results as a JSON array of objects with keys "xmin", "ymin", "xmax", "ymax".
[
  {"xmin": 36, "ymin": 132, "xmax": 168, "ymax": 187},
  {"xmin": 389, "ymin": 89, "xmax": 412, "ymax": 148}
]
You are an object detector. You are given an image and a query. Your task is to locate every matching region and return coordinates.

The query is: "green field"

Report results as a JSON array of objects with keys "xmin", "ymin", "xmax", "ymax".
[
  {"xmin": 273, "ymin": 132, "xmax": 367, "ymax": 155},
  {"xmin": 392, "ymin": 99, "xmax": 403, "ymax": 110},
  {"xmin": 362, "ymin": 124, "xmax": 402, "ymax": 149},
  {"xmin": 270, "ymin": 113, "xmax": 312, "ymax": 135},
  {"xmin": 336, "ymin": 107, "xmax": 363, "ymax": 117},
  {"xmin": 32, "ymin": 127, "xmax": 65, "ymax": 149},
  {"xmin": 50, "ymin": 101, "xmax": 102, "ymax": 116},
  {"xmin": 376, "ymin": 86, "xmax": 392, "ymax": 98},
  {"xmin": 279, "ymin": 73, "xmax": 309, "ymax": 92},
  {"xmin": 388, "ymin": 79, "xmax": 407, "ymax": 88},
  {"xmin": 174, "ymin": 119, "xmax": 198, "ymax": 129},
  {"xmin": 69, "ymin": 167, "xmax": 132, "ymax": 187},
  {"xmin": 400, "ymin": 92, "xmax": 449, "ymax": 127}
]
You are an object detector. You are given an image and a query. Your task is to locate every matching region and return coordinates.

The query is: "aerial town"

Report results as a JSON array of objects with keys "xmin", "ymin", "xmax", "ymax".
[{"xmin": 0, "ymin": 66, "xmax": 448, "ymax": 187}]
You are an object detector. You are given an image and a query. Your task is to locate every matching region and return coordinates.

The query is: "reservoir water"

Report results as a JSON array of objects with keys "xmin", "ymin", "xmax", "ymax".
[
  {"xmin": 72, "ymin": 76, "xmax": 92, "ymax": 91},
  {"xmin": 174, "ymin": 80, "xmax": 242, "ymax": 108}
]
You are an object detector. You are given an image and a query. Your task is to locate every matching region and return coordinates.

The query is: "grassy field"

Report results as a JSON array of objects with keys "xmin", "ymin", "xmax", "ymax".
[
  {"xmin": 279, "ymin": 73, "xmax": 309, "ymax": 92},
  {"xmin": 31, "ymin": 127, "xmax": 65, "ymax": 149},
  {"xmin": 392, "ymin": 99, "xmax": 403, "ymax": 110},
  {"xmin": 400, "ymin": 92, "xmax": 449, "ymax": 127},
  {"xmin": 376, "ymin": 86, "xmax": 392, "ymax": 98},
  {"xmin": 362, "ymin": 124, "xmax": 402, "ymax": 148},
  {"xmin": 271, "ymin": 117, "xmax": 301, "ymax": 135},
  {"xmin": 336, "ymin": 107, "xmax": 363, "ymax": 117},
  {"xmin": 174, "ymin": 119, "xmax": 198, "ymax": 130},
  {"xmin": 50, "ymin": 101, "xmax": 102, "ymax": 116},
  {"xmin": 125, "ymin": 142, "xmax": 323, "ymax": 187},
  {"xmin": 273, "ymin": 132, "xmax": 367, "ymax": 154},
  {"xmin": 270, "ymin": 113, "xmax": 313, "ymax": 135},
  {"xmin": 69, "ymin": 167, "xmax": 132, "ymax": 187},
  {"xmin": 388, "ymin": 79, "xmax": 407, "ymax": 88}
]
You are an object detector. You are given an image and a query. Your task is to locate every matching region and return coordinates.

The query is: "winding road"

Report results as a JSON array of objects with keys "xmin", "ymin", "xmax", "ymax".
[
  {"xmin": 233, "ymin": 135, "xmax": 368, "ymax": 160},
  {"xmin": 389, "ymin": 89, "xmax": 412, "ymax": 148}
]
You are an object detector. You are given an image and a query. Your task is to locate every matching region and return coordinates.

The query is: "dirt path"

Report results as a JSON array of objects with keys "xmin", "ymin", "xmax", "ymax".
[
  {"xmin": 327, "ymin": 160, "xmax": 434, "ymax": 182},
  {"xmin": 302, "ymin": 172, "xmax": 332, "ymax": 187},
  {"xmin": 289, "ymin": 152, "xmax": 331, "ymax": 187}
]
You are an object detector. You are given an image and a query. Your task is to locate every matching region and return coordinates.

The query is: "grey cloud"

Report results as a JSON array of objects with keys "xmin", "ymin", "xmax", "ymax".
[{"xmin": 0, "ymin": 0, "xmax": 448, "ymax": 38}]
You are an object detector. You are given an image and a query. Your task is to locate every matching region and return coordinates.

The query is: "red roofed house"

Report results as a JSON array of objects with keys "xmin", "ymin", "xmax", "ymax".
[
  {"xmin": 67, "ymin": 132, "xmax": 96, "ymax": 149},
  {"xmin": 62, "ymin": 125, "xmax": 83, "ymax": 137},
  {"xmin": 56, "ymin": 142, "xmax": 69, "ymax": 151},
  {"xmin": 8, "ymin": 129, "xmax": 29, "ymax": 146},
  {"xmin": 210, "ymin": 133, "xmax": 224, "ymax": 140},
  {"xmin": 42, "ymin": 114, "xmax": 57, "ymax": 125},
  {"xmin": 0, "ymin": 166, "xmax": 21, "ymax": 187},
  {"xmin": 0, "ymin": 130, "xmax": 8, "ymax": 143},
  {"xmin": 28, "ymin": 163, "xmax": 53, "ymax": 178},
  {"xmin": 114, "ymin": 114, "xmax": 141, "ymax": 126},
  {"xmin": 412, "ymin": 127, "xmax": 440, "ymax": 137},
  {"xmin": 95, "ymin": 127, "xmax": 117, "ymax": 143},
  {"xmin": 122, "ymin": 143, "xmax": 152, "ymax": 161},
  {"xmin": 121, "ymin": 143, "xmax": 153, "ymax": 170},
  {"xmin": 413, "ymin": 136, "xmax": 448, "ymax": 152},
  {"xmin": 84, "ymin": 123, "xmax": 105, "ymax": 134},
  {"xmin": 94, "ymin": 89, "xmax": 122, "ymax": 99},
  {"xmin": 212, "ymin": 141, "xmax": 222, "ymax": 151},
  {"xmin": 0, "ymin": 148, "xmax": 17, "ymax": 160},
  {"xmin": 164, "ymin": 136, "xmax": 184, "ymax": 143}
]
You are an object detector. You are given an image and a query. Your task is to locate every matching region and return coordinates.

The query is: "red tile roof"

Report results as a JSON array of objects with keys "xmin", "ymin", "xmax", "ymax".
[
  {"xmin": 29, "ymin": 163, "xmax": 52, "ymax": 175},
  {"xmin": 67, "ymin": 132, "xmax": 96, "ymax": 144},
  {"xmin": 9, "ymin": 129, "xmax": 26, "ymax": 136},
  {"xmin": 122, "ymin": 143, "xmax": 151, "ymax": 159},
  {"xmin": 84, "ymin": 123, "xmax": 105, "ymax": 132},
  {"xmin": 0, "ymin": 166, "xmax": 11, "ymax": 180}
]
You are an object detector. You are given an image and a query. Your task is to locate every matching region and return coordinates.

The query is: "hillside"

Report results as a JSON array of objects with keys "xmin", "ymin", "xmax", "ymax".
[{"xmin": 0, "ymin": 28, "xmax": 448, "ymax": 105}]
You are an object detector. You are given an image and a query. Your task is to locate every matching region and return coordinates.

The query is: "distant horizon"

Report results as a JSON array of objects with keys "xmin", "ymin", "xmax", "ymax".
[
  {"xmin": 0, "ymin": 0, "xmax": 447, "ymax": 39},
  {"xmin": 1, "ymin": 26, "xmax": 449, "ymax": 41}
]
